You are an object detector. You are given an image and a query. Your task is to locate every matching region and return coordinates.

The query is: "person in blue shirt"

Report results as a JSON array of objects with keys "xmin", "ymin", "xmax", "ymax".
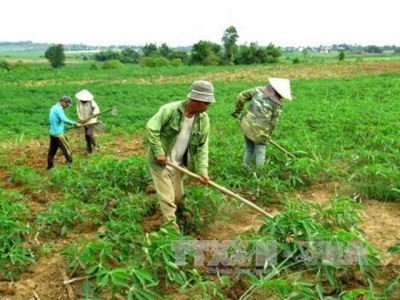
[{"xmin": 47, "ymin": 96, "xmax": 82, "ymax": 170}]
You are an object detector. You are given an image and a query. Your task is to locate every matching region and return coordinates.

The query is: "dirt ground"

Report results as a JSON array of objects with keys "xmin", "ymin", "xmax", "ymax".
[{"xmin": 0, "ymin": 135, "xmax": 399, "ymax": 300}]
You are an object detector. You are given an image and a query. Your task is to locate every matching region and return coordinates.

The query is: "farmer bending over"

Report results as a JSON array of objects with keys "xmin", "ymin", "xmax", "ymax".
[
  {"xmin": 231, "ymin": 78, "xmax": 292, "ymax": 168},
  {"xmin": 146, "ymin": 80, "xmax": 215, "ymax": 232}
]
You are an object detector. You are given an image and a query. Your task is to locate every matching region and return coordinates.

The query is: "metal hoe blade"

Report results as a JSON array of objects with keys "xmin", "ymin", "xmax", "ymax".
[
  {"xmin": 97, "ymin": 122, "xmax": 105, "ymax": 132},
  {"xmin": 110, "ymin": 106, "xmax": 118, "ymax": 116}
]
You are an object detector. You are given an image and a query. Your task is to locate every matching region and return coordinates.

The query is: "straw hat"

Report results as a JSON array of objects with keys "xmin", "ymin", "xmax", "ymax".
[
  {"xmin": 187, "ymin": 81, "xmax": 215, "ymax": 103},
  {"xmin": 75, "ymin": 89, "xmax": 94, "ymax": 101},
  {"xmin": 268, "ymin": 78, "xmax": 292, "ymax": 101}
]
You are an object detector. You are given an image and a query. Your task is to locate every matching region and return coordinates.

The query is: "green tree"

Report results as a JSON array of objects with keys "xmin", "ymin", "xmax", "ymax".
[
  {"xmin": 120, "ymin": 47, "xmax": 140, "ymax": 63},
  {"xmin": 159, "ymin": 43, "xmax": 172, "ymax": 59},
  {"xmin": 236, "ymin": 43, "xmax": 258, "ymax": 65},
  {"xmin": 364, "ymin": 45, "xmax": 383, "ymax": 54},
  {"xmin": 236, "ymin": 42, "xmax": 278, "ymax": 65},
  {"xmin": 169, "ymin": 51, "xmax": 188, "ymax": 64},
  {"xmin": 264, "ymin": 43, "xmax": 282, "ymax": 63},
  {"xmin": 44, "ymin": 44, "xmax": 66, "ymax": 68},
  {"xmin": 94, "ymin": 50, "xmax": 120, "ymax": 62},
  {"xmin": 141, "ymin": 43, "xmax": 158, "ymax": 57},
  {"xmin": 222, "ymin": 26, "xmax": 239, "ymax": 65},
  {"xmin": 190, "ymin": 40, "xmax": 221, "ymax": 65}
]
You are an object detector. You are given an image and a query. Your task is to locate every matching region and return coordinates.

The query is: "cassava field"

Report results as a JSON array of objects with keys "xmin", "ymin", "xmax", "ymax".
[{"xmin": 0, "ymin": 59, "xmax": 400, "ymax": 300}]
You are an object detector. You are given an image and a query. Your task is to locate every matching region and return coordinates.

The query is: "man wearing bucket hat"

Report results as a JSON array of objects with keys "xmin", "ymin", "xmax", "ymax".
[
  {"xmin": 231, "ymin": 78, "xmax": 292, "ymax": 168},
  {"xmin": 75, "ymin": 89, "xmax": 100, "ymax": 154},
  {"xmin": 47, "ymin": 96, "xmax": 82, "ymax": 170},
  {"xmin": 146, "ymin": 80, "xmax": 215, "ymax": 232}
]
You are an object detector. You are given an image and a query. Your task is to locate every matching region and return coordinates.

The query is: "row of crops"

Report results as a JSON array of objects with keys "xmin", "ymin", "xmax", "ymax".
[{"xmin": 0, "ymin": 62, "xmax": 399, "ymax": 298}]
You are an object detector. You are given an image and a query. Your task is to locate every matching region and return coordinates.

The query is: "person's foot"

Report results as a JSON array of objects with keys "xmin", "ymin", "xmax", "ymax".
[
  {"xmin": 173, "ymin": 223, "xmax": 181, "ymax": 233},
  {"xmin": 242, "ymin": 164, "xmax": 252, "ymax": 172},
  {"xmin": 176, "ymin": 206, "xmax": 191, "ymax": 218}
]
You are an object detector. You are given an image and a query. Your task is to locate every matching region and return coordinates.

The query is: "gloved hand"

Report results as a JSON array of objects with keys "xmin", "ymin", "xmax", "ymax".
[{"xmin": 231, "ymin": 111, "xmax": 240, "ymax": 118}]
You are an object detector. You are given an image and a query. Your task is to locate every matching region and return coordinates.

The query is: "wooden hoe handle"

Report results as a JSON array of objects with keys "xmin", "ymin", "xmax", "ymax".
[{"xmin": 166, "ymin": 162, "xmax": 273, "ymax": 218}]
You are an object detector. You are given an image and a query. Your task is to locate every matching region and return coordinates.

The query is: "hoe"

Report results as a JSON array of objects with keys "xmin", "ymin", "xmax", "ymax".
[
  {"xmin": 167, "ymin": 161, "xmax": 272, "ymax": 218},
  {"xmin": 82, "ymin": 105, "xmax": 118, "ymax": 124}
]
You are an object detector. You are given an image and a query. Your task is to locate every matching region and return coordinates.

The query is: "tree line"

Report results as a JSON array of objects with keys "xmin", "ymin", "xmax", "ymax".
[
  {"xmin": 45, "ymin": 26, "xmax": 282, "ymax": 68},
  {"xmin": 38, "ymin": 25, "xmax": 400, "ymax": 68}
]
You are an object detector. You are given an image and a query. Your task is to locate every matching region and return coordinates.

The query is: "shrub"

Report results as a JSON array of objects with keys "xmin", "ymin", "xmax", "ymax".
[
  {"xmin": 203, "ymin": 52, "xmax": 221, "ymax": 66},
  {"xmin": 139, "ymin": 57, "xmax": 169, "ymax": 68},
  {"xmin": 292, "ymin": 58, "xmax": 300, "ymax": 64},
  {"xmin": 102, "ymin": 59, "xmax": 123, "ymax": 70},
  {"xmin": 170, "ymin": 58, "xmax": 183, "ymax": 67},
  {"xmin": 0, "ymin": 60, "xmax": 12, "ymax": 71},
  {"xmin": 90, "ymin": 63, "xmax": 100, "ymax": 70}
]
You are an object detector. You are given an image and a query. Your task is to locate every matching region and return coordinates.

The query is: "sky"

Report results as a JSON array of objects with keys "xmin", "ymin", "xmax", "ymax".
[{"xmin": 1, "ymin": 0, "xmax": 398, "ymax": 48}]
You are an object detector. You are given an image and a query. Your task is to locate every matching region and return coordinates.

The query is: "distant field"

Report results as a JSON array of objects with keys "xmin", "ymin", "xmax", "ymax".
[
  {"xmin": 0, "ymin": 50, "xmax": 44, "ymax": 60},
  {"xmin": 0, "ymin": 50, "xmax": 84, "ymax": 63},
  {"xmin": 3, "ymin": 49, "xmax": 400, "ymax": 65},
  {"xmin": 283, "ymin": 50, "xmax": 400, "ymax": 63}
]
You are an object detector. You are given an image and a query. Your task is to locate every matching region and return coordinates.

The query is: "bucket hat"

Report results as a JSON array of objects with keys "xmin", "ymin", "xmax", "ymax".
[
  {"xmin": 61, "ymin": 96, "xmax": 73, "ymax": 107},
  {"xmin": 75, "ymin": 89, "xmax": 94, "ymax": 101},
  {"xmin": 187, "ymin": 80, "xmax": 215, "ymax": 103},
  {"xmin": 268, "ymin": 78, "xmax": 292, "ymax": 101}
]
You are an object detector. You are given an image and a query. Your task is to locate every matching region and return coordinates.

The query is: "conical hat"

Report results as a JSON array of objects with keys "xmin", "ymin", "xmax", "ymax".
[
  {"xmin": 268, "ymin": 78, "xmax": 292, "ymax": 101},
  {"xmin": 75, "ymin": 89, "xmax": 94, "ymax": 101}
]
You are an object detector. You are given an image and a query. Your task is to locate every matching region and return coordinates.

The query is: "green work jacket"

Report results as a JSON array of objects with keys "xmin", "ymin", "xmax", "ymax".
[
  {"xmin": 235, "ymin": 87, "xmax": 282, "ymax": 144},
  {"xmin": 146, "ymin": 100, "xmax": 210, "ymax": 175}
]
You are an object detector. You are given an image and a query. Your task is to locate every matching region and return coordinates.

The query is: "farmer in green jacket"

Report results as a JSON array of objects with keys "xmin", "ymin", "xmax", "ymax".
[
  {"xmin": 146, "ymin": 80, "xmax": 215, "ymax": 232},
  {"xmin": 231, "ymin": 78, "xmax": 292, "ymax": 168}
]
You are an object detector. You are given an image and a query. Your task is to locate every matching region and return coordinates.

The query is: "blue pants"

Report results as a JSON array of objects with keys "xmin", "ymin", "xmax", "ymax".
[{"xmin": 243, "ymin": 136, "xmax": 265, "ymax": 167}]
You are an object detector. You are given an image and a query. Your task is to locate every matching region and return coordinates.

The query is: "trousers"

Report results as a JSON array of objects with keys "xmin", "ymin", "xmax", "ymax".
[
  {"xmin": 47, "ymin": 134, "xmax": 72, "ymax": 169},
  {"xmin": 243, "ymin": 135, "xmax": 266, "ymax": 167},
  {"xmin": 149, "ymin": 166, "xmax": 184, "ymax": 227},
  {"xmin": 84, "ymin": 125, "xmax": 96, "ymax": 153}
]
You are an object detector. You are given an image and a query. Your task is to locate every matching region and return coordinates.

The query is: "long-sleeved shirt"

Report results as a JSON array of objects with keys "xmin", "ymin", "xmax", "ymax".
[
  {"xmin": 49, "ymin": 103, "xmax": 76, "ymax": 136},
  {"xmin": 77, "ymin": 100, "xmax": 100, "ymax": 125},
  {"xmin": 146, "ymin": 100, "xmax": 210, "ymax": 175},
  {"xmin": 235, "ymin": 87, "xmax": 282, "ymax": 144}
]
